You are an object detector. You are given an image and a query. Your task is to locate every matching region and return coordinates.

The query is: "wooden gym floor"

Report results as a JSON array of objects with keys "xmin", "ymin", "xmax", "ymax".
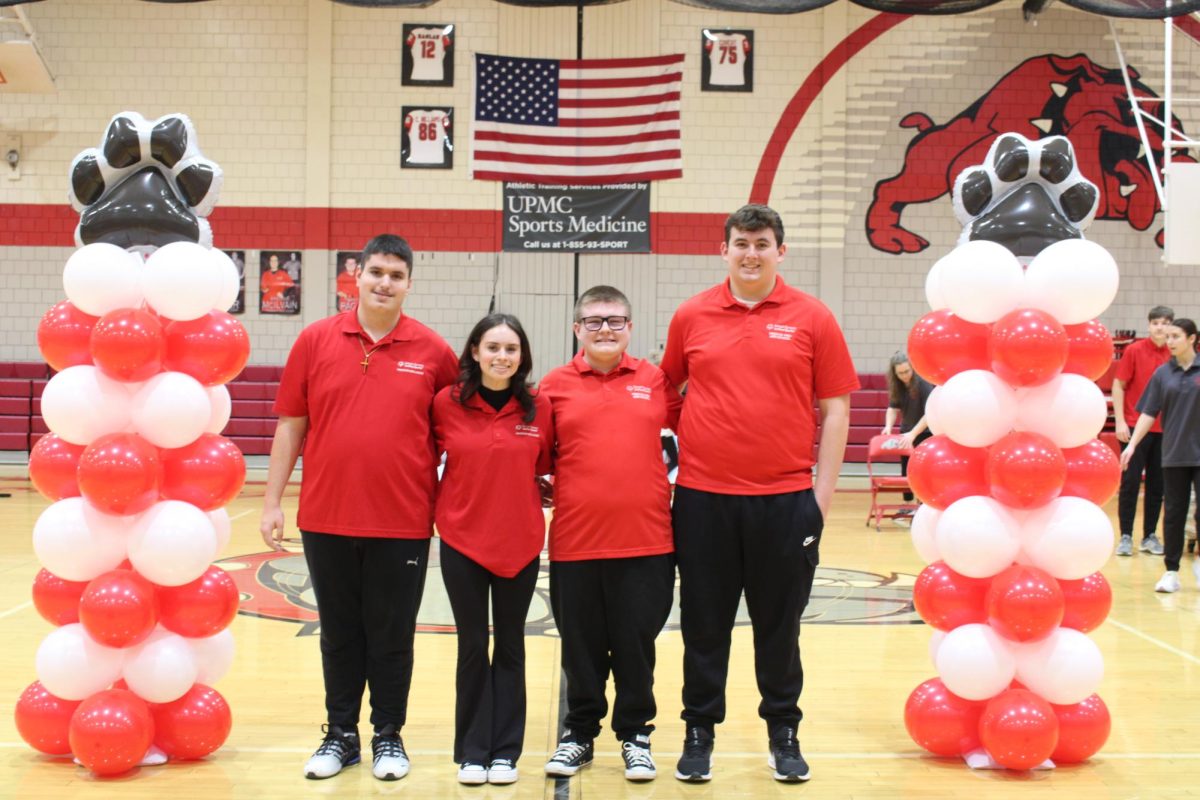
[{"xmin": 0, "ymin": 471, "xmax": 1197, "ymax": 800}]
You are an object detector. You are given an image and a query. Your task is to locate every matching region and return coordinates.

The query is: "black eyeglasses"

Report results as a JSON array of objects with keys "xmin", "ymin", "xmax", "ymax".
[{"xmin": 579, "ymin": 316, "xmax": 629, "ymax": 331}]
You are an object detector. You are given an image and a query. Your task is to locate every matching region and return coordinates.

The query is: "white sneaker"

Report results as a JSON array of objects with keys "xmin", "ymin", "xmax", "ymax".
[
  {"xmin": 304, "ymin": 725, "xmax": 361, "ymax": 779},
  {"xmin": 370, "ymin": 725, "xmax": 409, "ymax": 781},
  {"xmin": 487, "ymin": 758, "xmax": 519, "ymax": 784},
  {"xmin": 458, "ymin": 762, "xmax": 487, "ymax": 785},
  {"xmin": 622, "ymin": 735, "xmax": 657, "ymax": 781},
  {"xmin": 1155, "ymin": 571, "xmax": 1181, "ymax": 593}
]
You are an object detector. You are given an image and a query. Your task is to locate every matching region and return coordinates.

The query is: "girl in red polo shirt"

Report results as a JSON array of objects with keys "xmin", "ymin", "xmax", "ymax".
[{"xmin": 432, "ymin": 313, "xmax": 553, "ymax": 786}]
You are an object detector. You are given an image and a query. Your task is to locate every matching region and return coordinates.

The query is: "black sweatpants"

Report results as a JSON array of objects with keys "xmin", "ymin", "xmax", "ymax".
[
  {"xmin": 301, "ymin": 531, "xmax": 430, "ymax": 732},
  {"xmin": 1161, "ymin": 466, "xmax": 1200, "ymax": 572},
  {"xmin": 1118, "ymin": 431, "xmax": 1164, "ymax": 540},
  {"xmin": 672, "ymin": 486, "xmax": 821, "ymax": 735},
  {"xmin": 549, "ymin": 554, "xmax": 675, "ymax": 742},
  {"xmin": 439, "ymin": 540, "xmax": 539, "ymax": 764}
]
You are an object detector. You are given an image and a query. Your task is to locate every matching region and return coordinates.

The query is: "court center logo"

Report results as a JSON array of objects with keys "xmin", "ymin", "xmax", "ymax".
[{"xmin": 220, "ymin": 549, "xmax": 921, "ymax": 637}]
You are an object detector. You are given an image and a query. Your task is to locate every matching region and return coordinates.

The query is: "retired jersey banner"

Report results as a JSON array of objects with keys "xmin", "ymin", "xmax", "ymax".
[{"xmin": 502, "ymin": 182, "xmax": 650, "ymax": 253}]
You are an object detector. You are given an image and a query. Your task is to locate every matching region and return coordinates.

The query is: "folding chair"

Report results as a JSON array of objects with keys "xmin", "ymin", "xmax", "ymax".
[{"xmin": 865, "ymin": 434, "xmax": 919, "ymax": 531}]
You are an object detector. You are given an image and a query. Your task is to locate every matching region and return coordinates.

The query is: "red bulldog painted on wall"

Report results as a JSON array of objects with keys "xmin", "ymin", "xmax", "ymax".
[{"xmin": 866, "ymin": 54, "xmax": 1195, "ymax": 254}]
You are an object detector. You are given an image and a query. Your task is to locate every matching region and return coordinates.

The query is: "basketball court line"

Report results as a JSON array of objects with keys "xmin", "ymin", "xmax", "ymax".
[
  {"xmin": 0, "ymin": 601, "xmax": 31, "ymax": 620},
  {"xmin": 1109, "ymin": 616, "xmax": 1200, "ymax": 666}
]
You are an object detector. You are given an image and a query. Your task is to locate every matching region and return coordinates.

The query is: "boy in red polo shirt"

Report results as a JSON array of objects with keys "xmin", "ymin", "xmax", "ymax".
[
  {"xmin": 1113, "ymin": 305, "xmax": 1173, "ymax": 557},
  {"xmin": 540, "ymin": 286, "xmax": 682, "ymax": 782},
  {"xmin": 661, "ymin": 205, "xmax": 858, "ymax": 784},
  {"xmin": 259, "ymin": 234, "xmax": 458, "ymax": 782}
]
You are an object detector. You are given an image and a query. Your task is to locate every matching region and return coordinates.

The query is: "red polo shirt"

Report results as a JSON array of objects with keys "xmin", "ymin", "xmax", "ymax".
[
  {"xmin": 274, "ymin": 311, "xmax": 457, "ymax": 538},
  {"xmin": 1115, "ymin": 336, "xmax": 1170, "ymax": 432},
  {"xmin": 433, "ymin": 387, "xmax": 554, "ymax": 577},
  {"xmin": 541, "ymin": 352, "xmax": 682, "ymax": 561},
  {"xmin": 661, "ymin": 275, "xmax": 859, "ymax": 494}
]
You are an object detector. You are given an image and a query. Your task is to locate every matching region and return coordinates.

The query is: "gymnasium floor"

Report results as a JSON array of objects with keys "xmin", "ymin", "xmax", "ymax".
[{"xmin": 0, "ymin": 472, "xmax": 1197, "ymax": 799}]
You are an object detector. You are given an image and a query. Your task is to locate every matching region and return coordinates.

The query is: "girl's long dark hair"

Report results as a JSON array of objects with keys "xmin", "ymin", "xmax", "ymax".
[
  {"xmin": 456, "ymin": 313, "xmax": 537, "ymax": 423},
  {"xmin": 886, "ymin": 351, "xmax": 918, "ymax": 407}
]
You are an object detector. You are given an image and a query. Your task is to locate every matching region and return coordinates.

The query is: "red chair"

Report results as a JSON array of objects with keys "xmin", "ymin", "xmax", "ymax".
[{"xmin": 865, "ymin": 434, "xmax": 919, "ymax": 531}]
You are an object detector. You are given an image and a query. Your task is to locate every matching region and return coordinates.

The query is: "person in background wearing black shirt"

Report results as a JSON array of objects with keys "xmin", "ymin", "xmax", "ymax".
[{"xmin": 882, "ymin": 351, "xmax": 933, "ymax": 506}]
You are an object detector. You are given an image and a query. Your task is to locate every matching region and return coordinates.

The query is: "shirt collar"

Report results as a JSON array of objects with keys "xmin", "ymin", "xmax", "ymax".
[
  {"xmin": 718, "ymin": 274, "xmax": 787, "ymax": 309},
  {"xmin": 572, "ymin": 350, "xmax": 636, "ymax": 376},
  {"xmin": 339, "ymin": 311, "xmax": 412, "ymax": 344},
  {"xmin": 456, "ymin": 385, "xmax": 521, "ymax": 415}
]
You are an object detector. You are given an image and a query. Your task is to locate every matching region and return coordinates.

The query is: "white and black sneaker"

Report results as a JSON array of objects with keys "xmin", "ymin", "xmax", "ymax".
[
  {"xmin": 304, "ymin": 724, "xmax": 360, "ymax": 779},
  {"xmin": 544, "ymin": 731, "xmax": 594, "ymax": 777},
  {"xmin": 674, "ymin": 726, "xmax": 713, "ymax": 782},
  {"xmin": 621, "ymin": 734, "xmax": 656, "ymax": 781},
  {"xmin": 768, "ymin": 726, "xmax": 811, "ymax": 782},
  {"xmin": 371, "ymin": 724, "xmax": 409, "ymax": 780}
]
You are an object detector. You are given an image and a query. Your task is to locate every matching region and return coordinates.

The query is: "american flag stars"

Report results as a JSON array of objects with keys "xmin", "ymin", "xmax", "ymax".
[{"xmin": 476, "ymin": 55, "xmax": 559, "ymax": 127}]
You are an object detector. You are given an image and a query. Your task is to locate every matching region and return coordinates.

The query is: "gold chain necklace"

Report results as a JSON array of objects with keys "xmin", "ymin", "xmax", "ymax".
[{"xmin": 359, "ymin": 337, "xmax": 388, "ymax": 374}]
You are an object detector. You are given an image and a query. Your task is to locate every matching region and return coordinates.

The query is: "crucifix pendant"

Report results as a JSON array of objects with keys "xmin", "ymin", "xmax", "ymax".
[{"xmin": 360, "ymin": 356, "xmax": 371, "ymax": 373}]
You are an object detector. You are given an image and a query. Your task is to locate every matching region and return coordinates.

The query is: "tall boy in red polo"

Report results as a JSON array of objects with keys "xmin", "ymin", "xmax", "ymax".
[
  {"xmin": 260, "ymin": 234, "xmax": 458, "ymax": 782},
  {"xmin": 1113, "ymin": 305, "xmax": 1173, "ymax": 557},
  {"xmin": 540, "ymin": 285, "xmax": 682, "ymax": 782},
  {"xmin": 661, "ymin": 205, "xmax": 857, "ymax": 784}
]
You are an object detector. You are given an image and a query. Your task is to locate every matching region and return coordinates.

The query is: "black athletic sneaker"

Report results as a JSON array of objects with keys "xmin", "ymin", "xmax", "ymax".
[
  {"xmin": 674, "ymin": 726, "xmax": 713, "ymax": 782},
  {"xmin": 768, "ymin": 726, "xmax": 811, "ymax": 782},
  {"xmin": 544, "ymin": 731, "xmax": 594, "ymax": 777},
  {"xmin": 304, "ymin": 724, "xmax": 361, "ymax": 779}
]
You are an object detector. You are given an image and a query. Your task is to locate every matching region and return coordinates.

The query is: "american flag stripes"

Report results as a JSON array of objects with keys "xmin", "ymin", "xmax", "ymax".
[{"xmin": 471, "ymin": 52, "xmax": 684, "ymax": 185}]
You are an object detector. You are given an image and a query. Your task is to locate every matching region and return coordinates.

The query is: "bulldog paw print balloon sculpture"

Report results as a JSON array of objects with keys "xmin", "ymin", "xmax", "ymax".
[
  {"xmin": 903, "ymin": 133, "xmax": 1117, "ymax": 771},
  {"xmin": 18, "ymin": 112, "xmax": 245, "ymax": 777}
]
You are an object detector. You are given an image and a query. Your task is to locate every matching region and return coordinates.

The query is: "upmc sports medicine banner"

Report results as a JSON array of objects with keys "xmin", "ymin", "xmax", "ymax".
[{"xmin": 502, "ymin": 183, "xmax": 651, "ymax": 253}]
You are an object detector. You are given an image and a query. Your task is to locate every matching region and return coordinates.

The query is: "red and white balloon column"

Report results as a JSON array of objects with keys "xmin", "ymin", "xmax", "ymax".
[
  {"xmin": 15, "ymin": 115, "xmax": 248, "ymax": 776},
  {"xmin": 903, "ymin": 135, "xmax": 1118, "ymax": 770}
]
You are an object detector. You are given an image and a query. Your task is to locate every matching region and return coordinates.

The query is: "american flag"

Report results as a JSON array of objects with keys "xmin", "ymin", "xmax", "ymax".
[{"xmin": 472, "ymin": 52, "xmax": 684, "ymax": 185}]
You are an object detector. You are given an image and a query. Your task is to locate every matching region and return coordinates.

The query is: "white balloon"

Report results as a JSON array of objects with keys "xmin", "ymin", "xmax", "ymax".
[
  {"xmin": 1015, "ymin": 374, "xmax": 1108, "ymax": 449},
  {"xmin": 1023, "ymin": 239, "xmax": 1119, "ymax": 325},
  {"xmin": 208, "ymin": 508, "xmax": 232, "ymax": 555},
  {"xmin": 935, "ymin": 496, "xmax": 1021, "ymax": 578},
  {"xmin": 931, "ymin": 370, "xmax": 1017, "ymax": 448},
  {"xmin": 128, "ymin": 500, "xmax": 218, "ymax": 586},
  {"xmin": 122, "ymin": 627, "xmax": 199, "ymax": 704},
  {"xmin": 210, "ymin": 249, "xmax": 241, "ymax": 313},
  {"xmin": 40, "ymin": 366, "xmax": 133, "ymax": 446},
  {"xmin": 924, "ymin": 385, "xmax": 944, "ymax": 436},
  {"xmin": 937, "ymin": 241, "xmax": 1025, "ymax": 324},
  {"xmin": 1021, "ymin": 496, "xmax": 1113, "ymax": 580},
  {"xmin": 1014, "ymin": 628, "xmax": 1104, "ymax": 705},
  {"xmin": 935, "ymin": 623, "xmax": 1016, "ymax": 701},
  {"xmin": 928, "ymin": 629, "xmax": 946, "ymax": 668},
  {"xmin": 206, "ymin": 384, "xmax": 232, "ymax": 435},
  {"xmin": 62, "ymin": 243, "xmax": 144, "ymax": 317},
  {"xmin": 910, "ymin": 504, "xmax": 942, "ymax": 564},
  {"xmin": 925, "ymin": 258, "xmax": 948, "ymax": 311},
  {"xmin": 143, "ymin": 241, "xmax": 224, "ymax": 321},
  {"xmin": 32, "ymin": 498, "xmax": 129, "ymax": 582},
  {"xmin": 131, "ymin": 371, "xmax": 212, "ymax": 448},
  {"xmin": 35, "ymin": 624, "xmax": 126, "ymax": 701},
  {"xmin": 190, "ymin": 629, "xmax": 236, "ymax": 685}
]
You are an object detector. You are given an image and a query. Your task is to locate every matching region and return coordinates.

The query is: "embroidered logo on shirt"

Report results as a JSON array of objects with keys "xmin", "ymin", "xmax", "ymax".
[
  {"xmin": 803, "ymin": 535, "xmax": 816, "ymax": 546},
  {"xmin": 514, "ymin": 424, "xmax": 540, "ymax": 438},
  {"xmin": 395, "ymin": 360, "xmax": 426, "ymax": 376},
  {"xmin": 626, "ymin": 384, "xmax": 652, "ymax": 401},
  {"xmin": 766, "ymin": 323, "xmax": 797, "ymax": 341}
]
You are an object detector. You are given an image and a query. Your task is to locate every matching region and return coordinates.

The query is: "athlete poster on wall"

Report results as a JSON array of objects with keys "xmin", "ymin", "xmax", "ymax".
[
  {"xmin": 701, "ymin": 28, "xmax": 753, "ymax": 93},
  {"xmin": 223, "ymin": 250, "xmax": 246, "ymax": 314},
  {"xmin": 402, "ymin": 106, "xmax": 453, "ymax": 169},
  {"xmin": 260, "ymin": 250, "xmax": 301, "ymax": 315},
  {"xmin": 402, "ymin": 23, "xmax": 454, "ymax": 87},
  {"xmin": 335, "ymin": 251, "xmax": 360, "ymax": 313}
]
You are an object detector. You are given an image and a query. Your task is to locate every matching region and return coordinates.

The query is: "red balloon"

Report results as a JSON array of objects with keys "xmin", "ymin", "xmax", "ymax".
[
  {"xmin": 1061, "ymin": 440, "xmax": 1121, "ymax": 505},
  {"xmin": 907, "ymin": 435, "xmax": 989, "ymax": 510},
  {"xmin": 152, "ymin": 684, "xmax": 232, "ymax": 760},
  {"xmin": 160, "ymin": 434, "xmax": 246, "ymax": 511},
  {"xmin": 89, "ymin": 308, "xmax": 166, "ymax": 382},
  {"xmin": 985, "ymin": 564, "xmax": 1064, "ymax": 642},
  {"xmin": 912, "ymin": 561, "xmax": 990, "ymax": 631},
  {"xmin": 31, "ymin": 568, "xmax": 88, "ymax": 626},
  {"xmin": 163, "ymin": 311, "xmax": 251, "ymax": 386},
  {"xmin": 69, "ymin": 688, "xmax": 154, "ymax": 777},
  {"xmin": 904, "ymin": 677, "xmax": 984, "ymax": 756},
  {"xmin": 157, "ymin": 566, "xmax": 239, "ymax": 638},
  {"xmin": 77, "ymin": 433, "xmax": 162, "ymax": 516},
  {"xmin": 907, "ymin": 309, "xmax": 992, "ymax": 385},
  {"xmin": 1051, "ymin": 694, "xmax": 1111, "ymax": 763},
  {"xmin": 28, "ymin": 434, "xmax": 85, "ymax": 502},
  {"xmin": 1062, "ymin": 320, "xmax": 1114, "ymax": 381},
  {"xmin": 79, "ymin": 569, "xmax": 159, "ymax": 648},
  {"xmin": 987, "ymin": 431, "xmax": 1066, "ymax": 509},
  {"xmin": 978, "ymin": 689, "xmax": 1059, "ymax": 770},
  {"xmin": 988, "ymin": 308, "xmax": 1068, "ymax": 387},
  {"xmin": 15, "ymin": 680, "xmax": 81, "ymax": 755},
  {"xmin": 37, "ymin": 301, "xmax": 98, "ymax": 372},
  {"xmin": 1059, "ymin": 572, "xmax": 1112, "ymax": 633}
]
